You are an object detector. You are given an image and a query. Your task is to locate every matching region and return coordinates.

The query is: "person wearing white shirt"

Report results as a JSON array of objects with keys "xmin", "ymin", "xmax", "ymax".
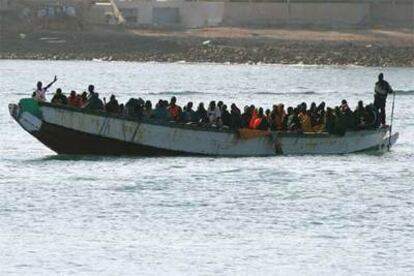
[
  {"xmin": 34, "ymin": 76, "xmax": 57, "ymax": 102},
  {"xmin": 207, "ymin": 101, "xmax": 221, "ymax": 124}
]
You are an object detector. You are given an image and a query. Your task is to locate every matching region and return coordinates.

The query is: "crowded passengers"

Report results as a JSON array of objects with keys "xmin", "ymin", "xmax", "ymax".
[{"xmin": 32, "ymin": 74, "xmax": 393, "ymax": 136}]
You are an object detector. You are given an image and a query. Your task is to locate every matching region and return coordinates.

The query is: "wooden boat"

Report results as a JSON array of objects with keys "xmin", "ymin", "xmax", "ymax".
[{"xmin": 9, "ymin": 98, "xmax": 398, "ymax": 156}]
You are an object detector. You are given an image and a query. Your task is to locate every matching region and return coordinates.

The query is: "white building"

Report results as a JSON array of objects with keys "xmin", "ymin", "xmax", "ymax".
[{"xmin": 115, "ymin": 0, "xmax": 224, "ymax": 28}]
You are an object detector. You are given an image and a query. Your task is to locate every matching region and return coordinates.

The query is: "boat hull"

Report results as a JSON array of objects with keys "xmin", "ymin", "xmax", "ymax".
[
  {"xmin": 9, "ymin": 99, "xmax": 399, "ymax": 156},
  {"xmin": 31, "ymin": 120, "xmax": 187, "ymax": 156}
]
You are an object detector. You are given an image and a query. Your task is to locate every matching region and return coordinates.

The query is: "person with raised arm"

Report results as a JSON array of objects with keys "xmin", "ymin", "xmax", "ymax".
[{"xmin": 34, "ymin": 76, "xmax": 57, "ymax": 102}]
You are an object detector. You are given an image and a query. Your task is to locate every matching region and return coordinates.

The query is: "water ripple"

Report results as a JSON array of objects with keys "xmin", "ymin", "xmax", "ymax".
[{"xmin": 1, "ymin": 60, "xmax": 413, "ymax": 275}]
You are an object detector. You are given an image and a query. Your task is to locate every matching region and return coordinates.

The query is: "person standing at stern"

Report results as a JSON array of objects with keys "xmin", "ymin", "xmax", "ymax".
[{"xmin": 374, "ymin": 73, "xmax": 393, "ymax": 126}]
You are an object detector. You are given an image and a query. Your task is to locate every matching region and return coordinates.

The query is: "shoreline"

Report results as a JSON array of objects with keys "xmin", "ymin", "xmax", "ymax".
[
  {"xmin": 3, "ymin": 50, "xmax": 413, "ymax": 67},
  {"xmin": 1, "ymin": 28, "xmax": 413, "ymax": 67},
  {"xmin": 2, "ymin": 58, "xmax": 412, "ymax": 69}
]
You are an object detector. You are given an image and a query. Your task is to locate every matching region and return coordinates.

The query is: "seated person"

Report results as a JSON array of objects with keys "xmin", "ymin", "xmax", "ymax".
[
  {"xmin": 51, "ymin": 88, "xmax": 68, "ymax": 105},
  {"xmin": 152, "ymin": 100, "xmax": 171, "ymax": 122},
  {"xmin": 256, "ymin": 108, "xmax": 269, "ymax": 131},
  {"xmin": 354, "ymin": 101, "xmax": 367, "ymax": 129},
  {"xmin": 365, "ymin": 104, "xmax": 380, "ymax": 129},
  {"xmin": 343, "ymin": 107, "xmax": 355, "ymax": 130},
  {"xmin": 105, "ymin": 94, "xmax": 120, "ymax": 113},
  {"xmin": 221, "ymin": 104, "xmax": 231, "ymax": 127},
  {"xmin": 334, "ymin": 107, "xmax": 347, "ymax": 136},
  {"xmin": 250, "ymin": 108, "xmax": 268, "ymax": 130},
  {"xmin": 207, "ymin": 101, "xmax": 221, "ymax": 125},
  {"xmin": 230, "ymin": 104, "xmax": 242, "ymax": 129},
  {"xmin": 324, "ymin": 107, "xmax": 335, "ymax": 134},
  {"xmin": 125, "ymin": 98, "xmax": 145, "ymax": 118},
  {"xmin": 84, "ymin": 92, "xmax": 104, "ymax": 111},
  {"xmin": 309, "ymin": 102, "xmax": 318, "ymax": 126},
  {"xmin": 241, "ymin": 106, "xmax": 251, "ymax": 128},
  {"xmin": 286, "ymin": 108, "xmax": 301, "ymax": 131},
  {"xmin": 143, "ymin": 100, "xmax": 153, "ymax": 119},
  {"xmin": 68, "ymin": 91, "xmax": 81, "ymax": 107},
  {"xmin": 248, "ymin": 105, "xmax": 257, "ymax": 129},
  {"xmin": 183, "ymin": 102, "xmax": 196, "ymax": 123},
  {"xmin": 340, "ymin": 99, "xmax": 350, "ymax": 112},
  {"xmin": 195, "ymin": 102, "xmax": 208, "ymax": 124},
  {"xmin": 167, "ymin": 96, "xmax": 182, "ymax": 122},
  {"xmin": 298, "ymin": 110, "xmax": 315, "ymax": 132},
  {"xmin": 80, "ymin": 92, "xmax": 88, "ymax": 107},
  {"xmin": 273, "ymin": 104, "xmax": 286, "ymax": 130},
  {"xmin": 316, "ymin": 102, "xmax": 326, "ymax": 125}
]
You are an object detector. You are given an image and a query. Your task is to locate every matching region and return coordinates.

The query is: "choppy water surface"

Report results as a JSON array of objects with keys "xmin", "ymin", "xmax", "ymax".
[{"xmin": 1, "ymin": 60, "xmax": 414, "ymax": 275}]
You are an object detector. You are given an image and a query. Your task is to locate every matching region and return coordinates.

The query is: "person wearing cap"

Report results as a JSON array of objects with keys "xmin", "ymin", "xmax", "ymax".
[{"xmin": 374, "ymin": 73, "xmax": 393, "ymax": 126}]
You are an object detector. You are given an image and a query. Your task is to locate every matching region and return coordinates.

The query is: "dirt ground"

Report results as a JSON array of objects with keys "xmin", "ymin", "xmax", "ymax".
[
  {"xmin": 130, "ymin": 27, "xmax": 414, "ymax": 46},
  {"xmin": 1, "ymin": 26, "xmax": 413, "ymax": 66}
]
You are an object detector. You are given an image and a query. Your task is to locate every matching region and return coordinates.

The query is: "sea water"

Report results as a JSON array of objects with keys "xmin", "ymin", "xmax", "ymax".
[{"xmin": 0, "ymin": 60, "xmax": 413, "ymax": 275}]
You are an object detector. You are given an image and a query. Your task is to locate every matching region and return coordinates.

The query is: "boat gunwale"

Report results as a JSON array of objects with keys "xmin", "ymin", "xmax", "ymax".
[{"xmin": 34, "ymin": 100, "xmax": 386, "ymax": 139}]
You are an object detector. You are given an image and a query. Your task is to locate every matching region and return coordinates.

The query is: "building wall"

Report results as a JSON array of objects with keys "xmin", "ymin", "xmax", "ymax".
[
  {"xmin": 370, "ymin": 2, "xmax": 414, "ymax": 25},
  {"xmin": 181, "ymin": 2, "xmax": 224, "ymax": 28},
  {"xmin": 0, "ymin": 0, "xmax": 9, "ymax": 11},
  {"xmin": 291, "ymin": 3, "xmax": 371, "ymax": 26},
  {"xmin": 116, "ymin": 1, "xmax": 224, "ymax": 28},
  {"xmin": 223, "ymin": 2, "xmax": 371, "ymax": 26},
  {"xmin": 223, "ymin": 3, "xmax": 289, "ymax": 26},
  {"xmin": 115, "ymin": 0, "xmax": 413, "ymax": 28},
  {"xmin": 87, "ymin": 4, "xmax": 112, "ymax": 24}
]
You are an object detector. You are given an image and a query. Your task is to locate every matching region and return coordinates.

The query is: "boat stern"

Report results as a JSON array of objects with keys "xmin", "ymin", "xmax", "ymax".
[{"xmin": 384, "ymin": 129, "xmax": 399, "ymax": 150}]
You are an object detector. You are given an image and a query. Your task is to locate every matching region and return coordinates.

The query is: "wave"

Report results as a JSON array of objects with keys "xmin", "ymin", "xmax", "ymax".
[
  {"xmin": 39, "ymin": 154, "xmax": 104, "ymax": 161},
  {"xmin": 120, "ymin": 90, "xmax": 321, "ymax": 97},
  {"xmin": 36, "ymin": 154, "xmax": 123, "ymax": 162},
  {"xmin": 257, "ymin": 90, "xmax": 414, "ymax": 96},
  {"xmin": 253, "ymin": 91, "xmax": 318, "ymax": 95},
  {"xmin": 11, "ymin": 93, "xmax": 31, "ymax": 96},
  {"xmin": 394, "ymin": 90, "xmax": 414, "ymax": 96},
  {"xmin": 145, "ymin": 90, "xmax": 413, "ymax": 97},
  {"xmin": 147, "ymin": 90, "xmax": 214, "ymax": 96},
  {"xmin": 12, "ymin": 89, "xmax": 411, "ymax": 98}
]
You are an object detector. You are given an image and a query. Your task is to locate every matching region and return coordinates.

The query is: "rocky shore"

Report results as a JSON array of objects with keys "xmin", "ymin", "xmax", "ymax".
[{"xmin": 1, "ymin": 29, "xmax": 413, "ymax": 67}]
